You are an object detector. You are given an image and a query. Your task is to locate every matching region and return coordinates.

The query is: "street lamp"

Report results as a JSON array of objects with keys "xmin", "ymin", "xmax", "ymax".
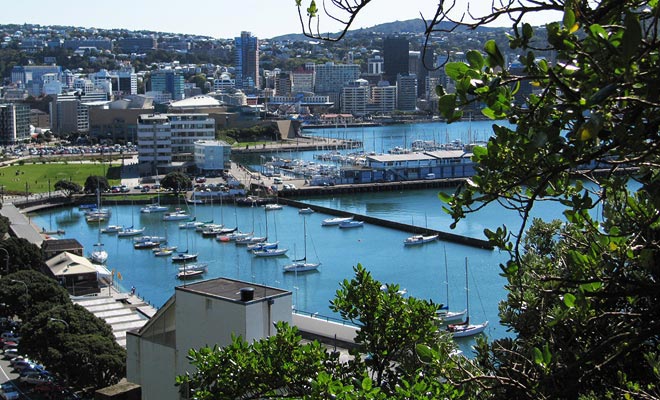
[
  {"xmin": 0, "ymin": 247, "xmax": 8, "ymax": 275},
  {"xmin": 49, "ymin": 318, "xmax": 69, "ymax": 330}
]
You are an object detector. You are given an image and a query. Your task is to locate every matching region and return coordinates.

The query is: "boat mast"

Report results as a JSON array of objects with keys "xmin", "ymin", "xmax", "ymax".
[{"xmin": 465, "ymin": 257, "xmax": 470, "ymax": 325}]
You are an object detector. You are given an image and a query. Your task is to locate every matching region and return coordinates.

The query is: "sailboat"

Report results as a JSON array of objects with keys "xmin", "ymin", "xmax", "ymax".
[
  {"xmin": 118, "ymin": 202, "xmax": 145, "ymax": 237},
  {"xmin": 436, "ymin": 248, "xmax": 467, "ymax": 324},
  {"xmin": 252, "ymin": 208, "xmax": 287, "ymax": 256},
  {"xmin": 283, "ymin": 216, "xmax": 320, "ymax": 272},
  {"xmin": 89, "ymin": 188, "xmax": 108, "ymax": 264},
  {"xmin": 447, "ymin": 257, "xmax": 489, "ymax": 338}
]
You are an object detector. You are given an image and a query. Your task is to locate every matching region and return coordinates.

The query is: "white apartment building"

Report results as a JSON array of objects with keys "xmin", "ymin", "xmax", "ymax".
[
  {"xmin": 341, "ymin": 79, "xmax": 369, "ymax": 116},
  {"xmin": 137, "ymin": 113, "xmax": 216, "ymax": 175},
  {"xmin": 369, "ymin": 83, "xmax": 397, "ymax": 114},
  {"xmin": 126, "ymin": 278, "xmax": 292, "ymax": 400},
  {"xmin": 314, "ymin": 62, "xmax": 360, "ymax": 107}
]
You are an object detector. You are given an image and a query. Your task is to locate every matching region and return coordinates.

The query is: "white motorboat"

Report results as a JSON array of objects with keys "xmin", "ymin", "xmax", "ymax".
[
  {"xmin": 176, "ymin": 269, "xmax": 205, "ymax": 280},
  {"xmin": 403, "ymin": 234, "xmax": 439, "ymax": 246},
  {"xmin": 338, "ymin": 220, "xmax": 364, "ymax": 229},
  {"xmin": 217, "ymin": 231, "xmax": 250, "ymax": 242},
  {"xmin": 252, "ymin": 248, "xmax": 288, "ymax": 257},
  {"xmin": 177, "ymin": 263, "xmax": 208, "ymax": 273},
  {"xmin": 133, "ymin": 235, "xmax": 166, "ymax": 244},
  {"xmin": 163, "ymin": 209, "xmax": 191, "ymax": 221},
  {"xmin": 264, "ymin": 204, "xmax": 283, "ymax": 211},
  {"xmin": 117, "ymin": 227, "xmax": 146, "ymax": 237},
  {"xmin": 100, "ymin": 225, "xmax": 122, "ymax": 234},
  {"xmin": 140, "ymin": 203, "xmax": 168, "ymax": 213},
  {"xmin": 298, "ymin": 207, "xmax": 314, "ymax": 214},
  {"xmin": 179, "ymin": 221, "xmax": 205, "ymax": 229},
  {"xmin": 172, "ymin": 252, "xmax": 198, "ymax": 263},
  {"xmin": 246, "ymin": 241, "xmax": 278, "ymax": 251},
  {"xmin": 321, "ymin": 216, "xmax": 354, "ymax": 226}
]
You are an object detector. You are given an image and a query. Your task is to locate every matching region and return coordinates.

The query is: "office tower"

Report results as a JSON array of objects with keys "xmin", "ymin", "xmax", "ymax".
[
  {"xmin": 397, "ymin": 74, "xmax": 418, "ymax": 111},
  {"xmin": 234, "ymin": 31, "xmax": 260, "ymax": 90},
  {"xmin": 0, "ymin": 103, "xmax": 31, "ymax": 145},
  {"xmin": 314, "ymin": 62, "xmax": 360, "ymax": 107},
  {"xmin": 383, "ymin": 37, "xmax": 409, "ymax": 84},
  {"xmin": 151, "ymin": 70, "xmax": 185, "ymax": 101}
]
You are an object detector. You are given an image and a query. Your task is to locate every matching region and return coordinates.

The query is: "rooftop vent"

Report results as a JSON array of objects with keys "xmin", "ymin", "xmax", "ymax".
[{"xmin": 239, "ymin": 287, "xmax": 255, "ymax": 302}]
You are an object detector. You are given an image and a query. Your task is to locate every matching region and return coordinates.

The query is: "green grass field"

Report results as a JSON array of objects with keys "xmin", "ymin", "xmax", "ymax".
[{"xmin": 0, "ymin": 162, "xmax": 121, "ymax": 194}]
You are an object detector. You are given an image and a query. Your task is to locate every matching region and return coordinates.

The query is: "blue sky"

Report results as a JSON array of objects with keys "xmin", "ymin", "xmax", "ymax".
[{"xmin": 1, "ymin": 1, "xmax": 560, "ymax": 39}]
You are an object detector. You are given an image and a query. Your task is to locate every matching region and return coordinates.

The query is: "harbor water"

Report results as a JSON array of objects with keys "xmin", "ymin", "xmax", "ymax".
[{"xmin": 28, "ymin": 120, "xmax": 567, "ymax": 351}]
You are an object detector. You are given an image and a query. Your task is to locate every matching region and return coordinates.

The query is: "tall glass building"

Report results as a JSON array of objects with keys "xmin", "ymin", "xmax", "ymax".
[{"xmin": 234, "ymin": 31, "xmax": 260, "ymax": 91}]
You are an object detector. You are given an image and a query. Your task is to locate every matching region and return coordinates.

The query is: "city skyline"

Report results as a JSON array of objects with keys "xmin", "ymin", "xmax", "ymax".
[{"xmin": 0, "ymin": 1, "xmax": 561, "ymax": 40}]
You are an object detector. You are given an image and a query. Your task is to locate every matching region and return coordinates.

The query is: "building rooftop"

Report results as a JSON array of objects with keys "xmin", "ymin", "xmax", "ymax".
[
  {"xmin": 42, "ymin": 238, "xmax": 84, "ymax": 252},
  {"xmin": 177, "ymin": 277, "xmax": 290, "ymax": 303},
  {"xmin": 169, "ymin": 95, "xmax": 221, "ymax": 108}
]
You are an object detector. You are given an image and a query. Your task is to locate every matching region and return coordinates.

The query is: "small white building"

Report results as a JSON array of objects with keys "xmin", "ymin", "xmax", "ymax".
[
  {"xmin": 194, "ymin": 140, "xmax": 231, "ymax": 173},
  {"xmin": 126, "ymin": 278, "xmax": 292, "ymax": 400}
]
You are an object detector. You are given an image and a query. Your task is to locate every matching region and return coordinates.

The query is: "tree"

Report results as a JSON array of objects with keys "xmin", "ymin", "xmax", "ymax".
[
  {"xmin": 177, "ymin": 264, "xmax": 469, "ymax": 399},
  {"xmin": 84, "ymin": 175, "xmax": 110, "ymax": 194},
  {"xmin": 160, "ymin": 171, "xmax": 192, "ymax": 195},
  {"xmin": 299, "ymin": 0, "xmax": 660, "ymax": 398},
  {"xmin": 54, "ymin": 179, "xmax": 82, "ymax": 198},
  {"xmin": 0, "ymin": 237, "xmax": 44, "ymax": 275}
]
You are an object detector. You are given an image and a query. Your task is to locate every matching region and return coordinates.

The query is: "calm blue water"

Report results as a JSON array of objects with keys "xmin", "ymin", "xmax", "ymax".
[{"xmin": 28, "ymin": 121, "xmax": 570, "ymax": 351}]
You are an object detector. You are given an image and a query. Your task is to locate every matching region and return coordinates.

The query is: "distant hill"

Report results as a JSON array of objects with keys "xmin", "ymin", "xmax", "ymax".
[{"xmin": 271, "ymin": 18, "xmax": 506, "ymax": 41}]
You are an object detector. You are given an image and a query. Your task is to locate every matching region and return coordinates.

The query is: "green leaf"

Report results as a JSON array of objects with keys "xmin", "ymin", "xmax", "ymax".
[
  {"xmin": 563, "ymin": 293, "xmax": 576, "ymax": 308},
  {"xmin": 416, "ymin": 344, "xmax": 435, "ymax": 363},
  {"xmin": 589, "ymin": 24, "xmax": 608, "ymax": 41},
  {"xmin": 533, "ymin": 347, "xmax": 544, "ymax": 365},
  {"xmin": 438, "ymin": 191, "xmax": 453, "ymax": 203},
  {"xmin": 543, "ymin": 343, "xmax": 552, "ymax": 364},
  {"xmin": 563, "ymin": 9, "xmax": 576, "ymax": 31},
  {"xmin": 484, "ymin": 40, "xmax": 505, "ymax": 68},
  {"xmin": 466, "ymin": 50, "xmax": 484, "ymax": 70},
  {"xmin": 437, "ymin": 94, "xmax": 457, "ymax": 119},
  {"xmin": 445, "ymin": 62, "xmax": 470, "ymax": 80},
  {"xmin": 361, "ymin": 377, "xmax": 373, "ymax": 391}
]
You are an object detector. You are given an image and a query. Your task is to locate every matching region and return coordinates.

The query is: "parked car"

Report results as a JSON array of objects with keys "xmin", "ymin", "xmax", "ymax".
[
  {"xmin": 2, "ymin": 342, "xmax": 18, "ymax": 351},
  {"xmin": 20, "ymin": 371, "xmax": 53, "ymax": 385},
  {"xmin": 33, "ymin": 381, "xmax": 65, "ymax": 395},
  {"xmin": 1, "ymin": 332, "xmax": 18, "ymax": 341},
  {"xmin": 13, "ymin": 360, "xmax": 38, "ymax": 371},
  {"xmin": 9, "ymin": 355, "xmax": 29, "ymax": 367},
  {"xmin": 0, "ymin": 382, "xmax": 19, "ymax": 400},
  {"xmin": 3, "ymin": 348, "xmax": 18, "ymax": 359}
]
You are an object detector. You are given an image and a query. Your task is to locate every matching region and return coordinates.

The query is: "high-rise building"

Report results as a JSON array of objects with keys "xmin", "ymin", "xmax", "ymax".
[
  {"xmin": 369, "ymin": 82, "xmax": 397, "ymax": 114},
  {"xmin": 396, "ymin": 74, "xmax": 418, "ymax": 111},
  {"xmin": 137, "ymin": 113, "xmax": 216, "ymax": 175},
  {"xmin": 368, "ymin": 55, "xmax": 384, "ymax": 75},
  {"xmin": 341, "ymin": 79, "xmax": 370, "ymax": 116},
  {"xmin": 291, "ymin": 67, "xmax": 315, "ymax": 93},
  {"xmin": 383, "ymin": 37, "xmax": 409, "ymax": 84},
  {"xmin": 0, "ymin": 103, "xmax": 31, "ymax": 145},
  {"xmin": 314, "ymin": 62, "xmax": 360, "ymax": 108},
  {"xmin": 50, "ymin": 92, "xmax": 109, "ymax": 134},
  {"xmin": 151, "ymin": 70, "xmax": 185, "ymax": 101},
  {"xmin": 234, "ymin": 31, "xmax": 260, "ymax": 91}
]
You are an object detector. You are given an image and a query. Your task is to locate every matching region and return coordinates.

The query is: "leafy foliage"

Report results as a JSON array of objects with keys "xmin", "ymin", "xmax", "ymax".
[
  {"xmin": 54, "ymin": 179, "xmax": 82, "ymax": 197},
  {"xmin": 84, "ymin": 175, "xmax": 110, "ymax": 194},
  {"xmin": 178, "ymin": 264, "xmax": 470, "ymax": 399},
  {"xmin": 160, "ymin": 171, "xmax": 192, "ymax": 194}
]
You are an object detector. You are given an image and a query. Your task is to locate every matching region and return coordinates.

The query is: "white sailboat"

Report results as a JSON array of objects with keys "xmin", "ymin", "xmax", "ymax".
[
  {"xmin": 89, "ymin": 188, "xmax": 108, "ymax": 264},
  {"xmin": 436, "ymin": 248, "xmax": 467, "ymax": 324},
  {"xmin": 284, "ymin": 216, "xmax": 320, "ymax": 272},
  {"xmin": 447, "ymin": 257, "xmax": 488, "ymax": 338}
]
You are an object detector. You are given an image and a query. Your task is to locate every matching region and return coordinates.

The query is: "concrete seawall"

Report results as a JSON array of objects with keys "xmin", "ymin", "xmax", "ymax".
[{"xmin": 277, "ymin": 198, "xmax": 493, "ymax": 250}]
